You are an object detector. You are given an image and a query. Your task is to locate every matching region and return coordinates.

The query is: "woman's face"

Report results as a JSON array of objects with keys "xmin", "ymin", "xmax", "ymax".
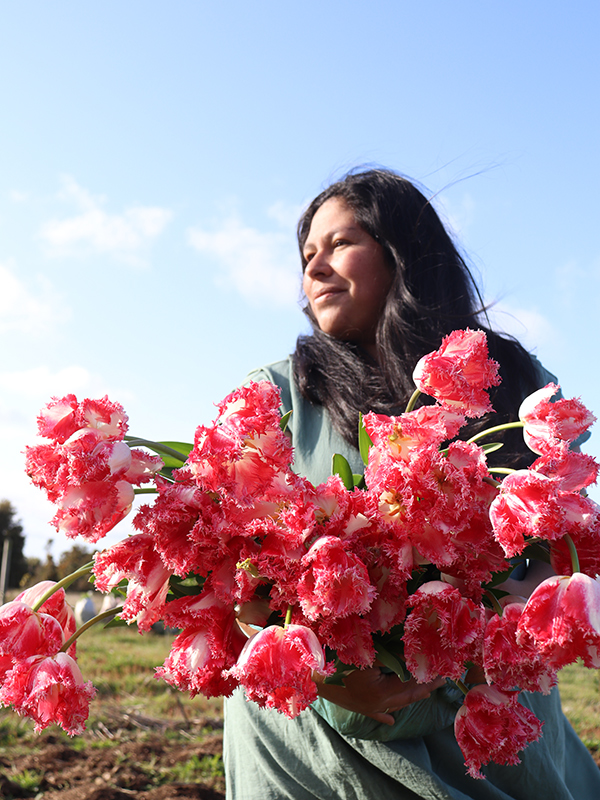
[{"xmin": 302, "ymin": 197, "xmax": 393, "ymax": 357}]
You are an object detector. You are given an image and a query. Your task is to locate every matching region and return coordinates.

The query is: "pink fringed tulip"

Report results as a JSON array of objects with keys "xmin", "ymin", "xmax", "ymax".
[
  {"xmin": 93, "ymin": 532, "xmax": 172, "ymax": 631},
  {"xmin": 229, "ymin": 624, "xmax": 334, "ymax": 718},
  {"xmin": 54, "ymin": 479, "xmax": 135, "ymax": 543},
  {"xmin": 403, "ymin": 581, "xmax": 485, "ymax": 682},
  {"xmin": 483, "ymin": 602, "xmax": 557, "ymax": 694},
  {"xmin": 26, "ymin": 394, "xmax": 162, "ymax": 543},
  {"xmin": 15, "ymin": 582, "xmax": 77, "ymax": 643},
  {"xmin": 188, "ymin": 381, "xmax": 293, "ymax": 506},
  {"xmin": 156, "ymin": 606, "xmax": 246, "ymax": 699},
  {"xmin": 297, "ymin": 535, "xmax": 376, "ymax": 621},
  {"xmin": 488, "ymin": 469, "xmax": 597, "ymax": 558},
  {"xmin": 363, "ymin": 406, "xmax": 466, "ymax": 461},
  {"xmin": 412, "ymin": 329, "xmax": 500, "ymax": 417},
  {"xmin": 517, "ymin": 573, "xmax": 600, "ymax": 669},
  {"xmin": 519, "ymin": 384, "xmax": 596, "ymax": 455},
  {"xmin": 0, "ymin": 652, "xmax": 96, "ymax": 736},
  {"xmin": 0, "ymin": 602, "xmax": 64, "ymax": 678},
  {"xmin": 454, "ymin": 685, "xmax": 543, "ymax": 779}
]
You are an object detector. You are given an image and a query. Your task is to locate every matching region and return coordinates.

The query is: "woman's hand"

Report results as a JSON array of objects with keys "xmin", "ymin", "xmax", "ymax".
[{"xmin": 314, "ymin": 665, "xmax": 446, "ymax": 726}]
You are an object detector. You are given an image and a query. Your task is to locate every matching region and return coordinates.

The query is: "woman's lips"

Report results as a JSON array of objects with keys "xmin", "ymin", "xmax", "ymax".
[{"xmin": 313, "ymin": 287, "xmax": 344, "ymax": 302}]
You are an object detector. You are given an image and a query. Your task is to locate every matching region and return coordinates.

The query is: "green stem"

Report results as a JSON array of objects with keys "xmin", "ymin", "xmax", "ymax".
[
  {"xmin": 60, "ymin": 605, "xmax": 125, "ymax": 653},
  {"xmin": 488, "ymin": 467, "xmax": 516, "ymax": 476},
  {"xmin": 124, "ymin": 437, "xmax": 189, "ymax": 463},
  {"xmin": 485, "ymin": 589, "xmax": 504, "ymax": 617},
  {"xmin": 564, "ymin": 533, "xmax": 580, "ymax": 575},
  {"xmin": 32, "ymin": 562, "xmax": 94, "ymax": 612},
  {"xmin": 405, "ymin": 388, "xmax": 422, "ymax": 414},
  {"xmin": 284, "ymin": 606, "xmax": 293, "ymax": 627},
  {"xmin": 454, "ymin": 678, "xmax": 469, "ymax": 696},
  {"xmin": 133, "ymin": 487, "xmax": 160, "ymax": 495},
  {"xmin": 467, "ymin": 420, "xmax": 524, "ymax": 445}
]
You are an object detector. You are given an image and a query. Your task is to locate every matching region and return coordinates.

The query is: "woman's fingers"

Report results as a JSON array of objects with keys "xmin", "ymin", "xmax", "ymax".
[{"xmin": 316, "ymin": 667, "xmax": 446, "ymax": 725}]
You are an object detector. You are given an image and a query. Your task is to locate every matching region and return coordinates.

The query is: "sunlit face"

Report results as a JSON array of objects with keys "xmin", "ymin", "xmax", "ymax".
[{"xmin": 302, "ymin": 197, "xmax": 393, "ymax": 358}]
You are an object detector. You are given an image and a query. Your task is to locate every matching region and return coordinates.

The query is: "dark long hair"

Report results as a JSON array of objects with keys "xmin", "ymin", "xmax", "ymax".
[{"xmin": 293, "ymin": 168, "xmax": 540, "ymax": 467}]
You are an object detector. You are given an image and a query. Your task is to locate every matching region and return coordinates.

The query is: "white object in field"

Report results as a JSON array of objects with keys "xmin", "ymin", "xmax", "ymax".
[{"xmin": 75, "ymin": 594, "xmax": 96, "ymax": 626}]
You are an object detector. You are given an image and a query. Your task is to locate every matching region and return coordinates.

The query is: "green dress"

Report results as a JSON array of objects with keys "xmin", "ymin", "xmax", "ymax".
[{"xmin": 223, "ymin": 358, "xmax": 600, "ymax": 800}]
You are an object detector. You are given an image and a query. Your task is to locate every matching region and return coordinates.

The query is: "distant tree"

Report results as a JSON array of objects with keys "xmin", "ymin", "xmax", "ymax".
[
  {"xmin": 19, "ymin": 539, "xmax": 59, "ymax": 588},
  {"xmin": 20, "ymin": 556, "xmax": 42, "ymax": 588},
  {"xmin": 57, "ymin": 544, "xmax": 96, "ymax": 591},
  {"xmin": 34, "ymin": 554, "xmax": 59, "ymax": 584},
  {"xmin": 0, "ymin": 500, "xmax": 28, "ymax": 588}
]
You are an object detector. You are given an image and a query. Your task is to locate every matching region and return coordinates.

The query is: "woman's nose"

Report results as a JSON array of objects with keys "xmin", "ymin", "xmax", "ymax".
[{"xmin": 304, "ymin": 249, "xmax": 332, "ymax": 278}]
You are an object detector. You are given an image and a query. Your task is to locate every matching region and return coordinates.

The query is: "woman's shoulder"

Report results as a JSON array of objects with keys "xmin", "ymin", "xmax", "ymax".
[
  {"xmin": 245, "ymin": 357, "xmax": 293, "ymax": 386},
  {"xmin": 243, "ymin": 357, "xmax": 293, "ymax": 413}
]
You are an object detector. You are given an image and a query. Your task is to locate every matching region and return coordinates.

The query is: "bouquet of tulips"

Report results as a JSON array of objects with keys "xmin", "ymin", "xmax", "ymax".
[{"xmin": 2, "ymin": 329, "xmax": 600, "ymax": 780}]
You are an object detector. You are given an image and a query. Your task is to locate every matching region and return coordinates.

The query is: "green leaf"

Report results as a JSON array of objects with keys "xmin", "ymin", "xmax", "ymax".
[
  {"xmin": 125, "ymin": 438, "xmax": 193, "ymax": 467},
  {"xmin": 155, "ymin": 441, "xmax": 193, "ymax": 467},
  {"xmin": 374, "ymin": 640, "xmax": 410, "ymax": 681},
  {"xmin": 479, "ymin": 442, "xmax": 504, "ymax": 455},
  {"xmin": 167, "ymin": 574, "xmax": 206, "ymax": 598},
  {"xmin": 332, "ymin": 453, "xmax": 354, "ymax": 490},
  {"xmin": 279, "ymin": 410, "xmax": 292, "ymax": 432},
  {"xmin": 353, "ymin": 474, "xmax": 366, "ymax": 490},
  {"xmin": 358, "ymin": 413, "xmax": 373, "ymax": 465}
]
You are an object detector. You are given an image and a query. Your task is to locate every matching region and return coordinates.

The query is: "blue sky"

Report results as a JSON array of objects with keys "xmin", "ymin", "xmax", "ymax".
[{"xmin": 1, "ymin": 1, "xmax": 599, "ymax": 558}]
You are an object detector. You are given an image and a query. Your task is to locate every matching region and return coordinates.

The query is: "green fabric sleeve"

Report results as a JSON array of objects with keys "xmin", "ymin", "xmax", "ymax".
[{"xmin": 311, "ymin": 681, "xmax": 463, "ymax": 741}]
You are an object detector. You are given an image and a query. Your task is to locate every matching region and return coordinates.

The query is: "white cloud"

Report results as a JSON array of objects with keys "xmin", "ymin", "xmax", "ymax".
[
  {"xmin": 484, "ymin": 302, "xmax": 558, "ymax": 352},
  {"xmin": 187, "ymin": 213, "xmax": 301, "ymax": 306},
  {"xmin": 0, "ymin": 259, "xmax": 65, "ymax": 334},
  {"xmin": 0, "ymin": 364, "xmax": 95, "ymax": 403},
  {"xmin": 9, "ymin": 189, "xmax": 29, "ymax": 203},
  {"xmin": 39, "ymin": 176, "xmax": 172, "ymax": 266},
  {"xmin": 267, "ymin": 200, "xmax": 304, "ymax": 230}
]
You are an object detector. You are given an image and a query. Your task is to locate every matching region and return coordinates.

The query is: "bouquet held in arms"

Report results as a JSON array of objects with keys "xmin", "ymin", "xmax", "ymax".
[{"xmin": 3, "ymin": 329, "xmax": 600, "ymax": 779}]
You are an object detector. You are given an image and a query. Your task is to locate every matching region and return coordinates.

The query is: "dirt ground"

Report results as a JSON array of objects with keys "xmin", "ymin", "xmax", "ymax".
[
  {"xmin": 0, "ymin": 715, "xmax": 225, "ymax": 800},
  {"xmin": 4, "ymin": 729, "xmax": 599, "ymax": 800},
  {"xmin": 2, "ymin": 699, "xmax": 599, "ymax": 799}
]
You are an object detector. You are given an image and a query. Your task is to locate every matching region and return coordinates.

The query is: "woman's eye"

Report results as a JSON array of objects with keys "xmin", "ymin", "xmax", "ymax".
[{"xmin": 333, "ymin": 239, "xmax": 348, "ymax": 248}]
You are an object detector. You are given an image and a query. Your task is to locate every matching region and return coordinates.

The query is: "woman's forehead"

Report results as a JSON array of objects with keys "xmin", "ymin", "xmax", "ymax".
[{"xmin": 304, "ymin": 198, "xmax": 358, "ymax": 245}]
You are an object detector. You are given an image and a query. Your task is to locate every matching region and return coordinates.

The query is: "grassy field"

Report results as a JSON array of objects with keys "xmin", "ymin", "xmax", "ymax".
[
  {"xmin": 0, "ymin": 623, "xmax": 226, "ymax": 799},
  {"xmin": 558, "ymin": 661, "xmax": 600, "ymax": 753},
  {"xmin": 0, "ymin": 622, "xmax": 599, "ymax": 798}
]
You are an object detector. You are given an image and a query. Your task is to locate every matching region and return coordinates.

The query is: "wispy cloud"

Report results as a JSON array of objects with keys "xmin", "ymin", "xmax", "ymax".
[
  {"xmin": 39, "ymin": 176, "xmax": 172, "ymax": 266},
  {"xmin": 0, "ymin": 259, "xmax": 65, "ymax": 335},
  {"xmin": 0, "ymin": 364, "xmax": 96, "ymax": 404},
  {"xmin": 484, "ymin": 302, "xmax": 558, "ymax": 353},
  {"xmin": 187, "ymin": 208, "xmax": 302, "ymax": 306}
]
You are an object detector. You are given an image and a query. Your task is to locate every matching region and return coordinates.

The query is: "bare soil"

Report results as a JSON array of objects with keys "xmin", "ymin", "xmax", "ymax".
[{"xmin": 0, "ymin": 709, "xmax": 225, "ymax": 800}]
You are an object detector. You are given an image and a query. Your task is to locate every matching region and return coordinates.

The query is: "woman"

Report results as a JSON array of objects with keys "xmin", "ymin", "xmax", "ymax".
[{"xmin": 224, "ymin": 169, "xmax": 600, "ymax": 799}]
